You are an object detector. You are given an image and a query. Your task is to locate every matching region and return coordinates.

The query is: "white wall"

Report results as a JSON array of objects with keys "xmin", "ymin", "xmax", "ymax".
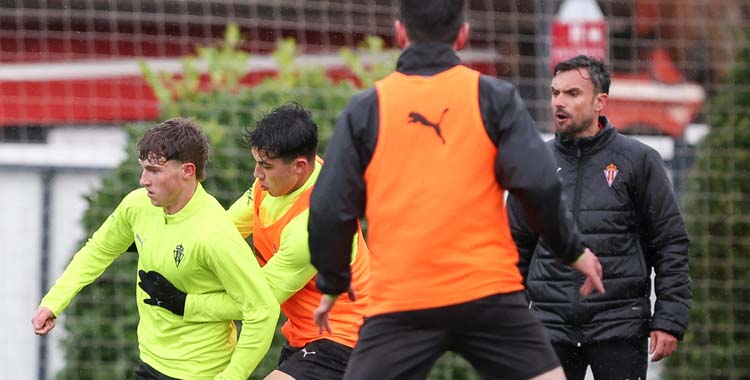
[
  {"xmin": 1, "ymin": 126, "xmax": 126, "ymax": 380},
  {"xmin": 1, "ymin": 171, "xmax": 43, "ymax": 380}
]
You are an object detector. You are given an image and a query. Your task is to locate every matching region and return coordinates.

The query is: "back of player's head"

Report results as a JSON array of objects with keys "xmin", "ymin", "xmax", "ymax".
[
  {"xmin": 244, "ymin": 102, "xmax": 318, "ymax": 162},
  {"xmin": 553, "ymin": 55, "xmax": 611, "ymax": 95},
  {"xmin": 137, "ymin": 117, "xmax": 210, "ymax": 181},
  {"xmin": 399, "ymin": 0, "xmax": 465, "ymax": 45}
]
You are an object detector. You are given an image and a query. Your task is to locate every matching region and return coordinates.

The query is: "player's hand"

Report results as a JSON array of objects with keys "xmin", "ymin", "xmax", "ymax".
[
  {"xmin": 570, "ymin": 248, "xmax": 605, "ymax": 297},
  {"xmin": 650, "ymin": 330, "xmax": 679, "ymax": 362},
  {"xmin": 313, "ymin": 286, "xmax": 356, "ymax": 334},
  {"xmin": 32, "ymin": 307, "xmax": 56, "ymax": 336},
  {"xmin": 138, "ymin": 270, "xmax": 187, "ymax": 316},
  {"xmin": 314, "ymin": 294, "xmax": 338, "ymax": 334}
]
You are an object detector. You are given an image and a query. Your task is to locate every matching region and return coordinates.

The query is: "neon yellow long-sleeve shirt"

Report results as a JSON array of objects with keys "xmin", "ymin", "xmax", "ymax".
[
  {"xmin": 184, "ymin": 165, "xmax": 322, "ymax": 322},
  {"xmin": 40, "ymin": 183, "xmax": 279, "ymax": 380},
  {"xmin": 182, "ymin": 164, "xmax": 359, "ymax": 327}
]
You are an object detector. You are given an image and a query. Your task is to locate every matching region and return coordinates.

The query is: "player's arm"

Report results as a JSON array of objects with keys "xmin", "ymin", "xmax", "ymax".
[
  {"xmin": 262, "ymin": 212, "xmax": 319, "ymax": 302},
  {"xmin": 139, "ymin": 271, "xmax": 242, "ymax": 322},
  {"xmin": 181, "ymin": 292, "xmax": 241, "ymax": 322},
  {"xmin": 182, "ymin": 213, "xmax": 317, "ymax": 322},
  {"xmin": 309, "ymin": 89, "xmax": 377, "ymax": 296},
  {"xmin": 480, "ymin": 77, "xmax": 603, "ymax": 295},
  {"xmin": 180, "ymin": 186, "xmax": 259, "ymax": 322},
  {"xmin": 209, "ymin": 230, "xmax": 279, "ymax": 380},
  {"xmin": 481, "ymin": 78, "xmax": 582, "ymax": 263},
  {"xmin": 35, "ymin": 191, "xmax": 138, "ymax": 331},
  {"xmin": 506, "ymin": 194, "xmax": 539, "ymax": 282}
]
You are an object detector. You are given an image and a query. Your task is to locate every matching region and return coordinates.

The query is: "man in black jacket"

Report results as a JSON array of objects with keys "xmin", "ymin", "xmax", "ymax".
[{"xmin": 507, "ymin": 55, "xmax": 691, "ymax": 380}]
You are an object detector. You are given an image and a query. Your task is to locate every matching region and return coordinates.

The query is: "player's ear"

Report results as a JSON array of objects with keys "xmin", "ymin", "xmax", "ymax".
[
  {"xmin": 294, "ymin": 157, "xmax": 309, "ymax": 174},
  {"xmin": 594, "ymin": 92, "xmax": 608, "ymax": 113},
  {"xmin": 453, "ymin": 22, "xmax": 470, "ymax": 51},
  {"xmin": 395, "ymin": 20, "xmax": 410, "ymax": 48},
  {"xmin": 182, "ymin": 162, "xmax": 196, "ymax": 179}
]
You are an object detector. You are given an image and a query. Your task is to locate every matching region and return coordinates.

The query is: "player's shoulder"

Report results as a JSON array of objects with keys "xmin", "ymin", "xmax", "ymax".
[
  {"xmin": 345, "ymin": 87, "xmax": 378, "ymax": 112},
  {"xmin": 197, "ymin": 193, "xmax": 234, "ymax": 222},
  {"xmin": 479, "ymin": 74, "xmax": 519, "ymax": 97}
]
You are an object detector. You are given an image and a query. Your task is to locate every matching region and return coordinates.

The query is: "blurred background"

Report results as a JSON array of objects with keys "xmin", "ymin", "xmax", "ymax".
[{"xmin": 2, "ymin": 0, "xmax": 749, "ymax": 379}]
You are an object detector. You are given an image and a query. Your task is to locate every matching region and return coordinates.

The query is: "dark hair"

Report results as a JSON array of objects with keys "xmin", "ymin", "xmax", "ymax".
[
  {"xmin": 137, "ymin": 117, "xmax": 210, "ymax": 181},
  {"xmin": 399, "ymin": 0, "xmax": 465, "ymax": 45},
  {"xmin": 553, "ymin": 55, "xmax": 611, "ymax": 94},
  {"xmin": 243, "ymin": 102, "xmax": 318, "ymax": 163}
]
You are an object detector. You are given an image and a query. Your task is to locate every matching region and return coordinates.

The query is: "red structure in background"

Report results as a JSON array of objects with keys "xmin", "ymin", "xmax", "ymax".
[
  {"xmin": 607, "ymin": 49, "xmax": 705, "ymax": 137},
  {"xmin": 0, "ymin": 53, "xmax": 496, "ymax": 127},
  {"xmin": 551, "ymin": 0, "xmax": 705, "ymax": 138},
  {"xmin": 0, "ymin": 0, "xmax": 706, "ymax": 138},
  {"xmin": 550, "ymin": 0, "xmax": 607, "ymax": 69}
]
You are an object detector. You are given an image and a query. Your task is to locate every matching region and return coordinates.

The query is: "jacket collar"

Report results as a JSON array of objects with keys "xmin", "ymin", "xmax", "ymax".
[
  {"xmin": 555, "ymin": 116, "xmax": 617, "ymax": 157},
  {"xmin": 396, "ymin": 43, "xmax": 461, "ymax": 76}
]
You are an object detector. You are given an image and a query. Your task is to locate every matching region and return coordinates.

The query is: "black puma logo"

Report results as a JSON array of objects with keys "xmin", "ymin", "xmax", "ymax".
[{"xmin": 408, "ymin": 108, "xmax": 449, "ymax": 144}]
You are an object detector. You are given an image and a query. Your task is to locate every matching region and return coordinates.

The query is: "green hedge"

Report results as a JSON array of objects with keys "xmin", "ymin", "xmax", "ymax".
[{"xmin": 664, "ymin": 33, "xmax": 750, "ymax": 379}]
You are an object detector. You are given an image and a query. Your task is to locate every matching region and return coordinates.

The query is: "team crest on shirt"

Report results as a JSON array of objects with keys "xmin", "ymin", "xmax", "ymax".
[
  {"xmin": 604, "ymin": 162, "xmax": 619, "ymax": 187},
  {"xmin": 173, "ymin": 244, "xmax": 184, "ymax": 267}
]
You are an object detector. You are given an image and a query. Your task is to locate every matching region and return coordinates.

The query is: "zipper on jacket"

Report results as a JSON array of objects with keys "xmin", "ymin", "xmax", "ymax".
[{"xmin": 571, "ymin": 142, "xmax": 585, "ymax": 342}]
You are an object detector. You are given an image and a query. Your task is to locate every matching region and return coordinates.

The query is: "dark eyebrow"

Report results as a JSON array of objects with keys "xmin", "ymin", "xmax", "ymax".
[{"xmin": 551, "ymin": 85, "xmax": 582, "ymax": 93}]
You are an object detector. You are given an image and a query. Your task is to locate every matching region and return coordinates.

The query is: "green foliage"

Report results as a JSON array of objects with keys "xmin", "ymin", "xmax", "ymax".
[
  {"xmin": 430, "ymin": 353, "xmax": 479, "ymax": 380},
  {"xmin": 340, "ymin": 35, "xmax": 398, "ymax": 88},
  {"xmin": 59, "ymin": 23, "xmax": 395, "ymax": 379},
  {"xmin": 664, "ymin": 32, "xmax": 750, "ymax": 380}
]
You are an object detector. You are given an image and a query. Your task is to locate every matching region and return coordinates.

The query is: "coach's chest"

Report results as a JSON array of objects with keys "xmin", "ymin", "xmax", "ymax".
[{"xmin": 556, "ymin": 153, "xmax": 636, "ymax": 212}]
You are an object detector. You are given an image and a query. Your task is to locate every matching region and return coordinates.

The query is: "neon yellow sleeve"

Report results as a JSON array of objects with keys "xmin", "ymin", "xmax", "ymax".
[
  {"xmin": 183, "ymin": 292, "xmax": 242, "ymax": 322},
  {"xmin": 184, "ymin": 184, "xmax": 257, "ymax": 324},
  {"xmin": 262, "ymin": 211, "xmax": 318, "ymax": 303},
  {"xmin": 207, "ymin": 228, "xmax": 279, "ymax": 380},
  {"xmin": 184, "ymin": 211, "xmax": 359, "ymax": 323},
  {"xmin": 227, "ymin": 186, "xmax": 255, "ymax": 238},
  {"xmin": 39, "ymin": 191, "xmax": 138, "ymax": 317},
  {"xmin": 183, "ymin": 212, "xmax": 315, "ymax": 322}
]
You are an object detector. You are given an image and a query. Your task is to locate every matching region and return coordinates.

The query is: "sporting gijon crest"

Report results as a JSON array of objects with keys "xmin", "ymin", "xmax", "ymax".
[{"xmin": 604, "ymin": 162, "xmax": 619, "ymax": 187}]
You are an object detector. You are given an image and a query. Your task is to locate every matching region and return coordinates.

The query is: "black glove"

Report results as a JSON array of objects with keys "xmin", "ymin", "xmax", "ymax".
[{"xmin": 138, "ymin": 270, "xmax": 186, "ymax": 316}]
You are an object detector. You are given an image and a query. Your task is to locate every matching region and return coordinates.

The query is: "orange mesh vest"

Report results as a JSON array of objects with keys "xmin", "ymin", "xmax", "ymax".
[
  {"xmin": 365, "ymin": 65, "xmax": 523, "ymax": 316},
  {"xmin": 252, "ymin": 163, "xmax": 370, "ymax": 348}
]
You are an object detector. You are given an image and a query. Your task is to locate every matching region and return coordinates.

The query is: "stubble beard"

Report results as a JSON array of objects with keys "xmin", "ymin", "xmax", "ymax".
[{"xmin": 556, "ymin": 114, "xmax": 595, "ymax": 140}]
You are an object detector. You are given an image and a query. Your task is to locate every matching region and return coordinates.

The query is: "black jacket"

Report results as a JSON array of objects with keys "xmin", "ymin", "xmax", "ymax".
[
  {"xmin": 507, "ymin": 118, "xmax": 692, "ymax": 344},
  {"xmin": 309, "ymin": 43, "xmax": 584, "ymax": 295}
]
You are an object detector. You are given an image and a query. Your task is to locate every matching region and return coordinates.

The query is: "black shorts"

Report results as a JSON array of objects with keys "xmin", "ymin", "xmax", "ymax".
[
  {"xmin": 343, "ymin": 291, "xmax": 560, "ymax": 380},
  {"xmin": 277, "ymin": 338, "xmax": 352, "ymax": 380},
  {"xmin": 134, "ymin": 360, "xmax": 179, "ymax": 380}
]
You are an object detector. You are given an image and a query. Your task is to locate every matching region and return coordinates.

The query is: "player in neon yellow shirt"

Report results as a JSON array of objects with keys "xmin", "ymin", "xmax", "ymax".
[{"xmin": 31, "ymin": 118, "xmax": 279, "ymax": 380}]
